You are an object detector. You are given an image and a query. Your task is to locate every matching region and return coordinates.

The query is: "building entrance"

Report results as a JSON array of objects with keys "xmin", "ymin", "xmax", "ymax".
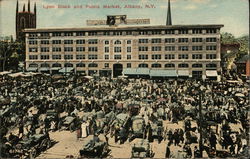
[{"xmin": 113, "ymin": 64, "xmax": 123, "ymax": 77}]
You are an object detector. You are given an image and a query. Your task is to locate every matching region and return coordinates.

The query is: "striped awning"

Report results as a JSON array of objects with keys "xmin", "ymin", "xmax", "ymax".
[{"xmin": 136, "ymin": 68, "xmax": 150, "ymax": 75}]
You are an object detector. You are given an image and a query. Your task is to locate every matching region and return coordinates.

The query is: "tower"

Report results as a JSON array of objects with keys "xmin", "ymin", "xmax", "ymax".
[
  {"xmin": 166, "ymin": 0, "xmax": 172, "ymax": 25},
  {"xmin": 16, "ymin": 0, "xmax": 36, "ymax": 41}
]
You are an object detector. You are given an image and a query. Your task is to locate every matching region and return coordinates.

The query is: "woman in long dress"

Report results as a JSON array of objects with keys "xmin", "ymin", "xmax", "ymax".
[{"xmin": 81, "ymin": 121, "xmax": 88, "ymax": 138}]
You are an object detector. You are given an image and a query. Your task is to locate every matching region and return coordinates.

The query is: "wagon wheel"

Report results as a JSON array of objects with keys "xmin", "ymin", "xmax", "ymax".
[
  {"xmin": 29, "ymin": 147, "xmax": 37, "ymax": 159},
  {"xmin": 69, "ymin": 123, "xmax": 75, "ymax": 132}
]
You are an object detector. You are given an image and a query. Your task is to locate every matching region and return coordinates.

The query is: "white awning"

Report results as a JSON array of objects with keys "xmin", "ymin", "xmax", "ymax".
[
  {"xmin": 206, "ymin": 70, "xmax": 218, "ymax": 77},
  {"xmin": 51, "ymin": 67, "xmax": 61, "ymax": 71},
  {"xmin": 123, "ymin": 68, "xmax": 137, "ymax": 75},
  {"xmin": 59, "ymin": 67, "xmax": 74, "ymax": 73},
  {"xmin": 26, "ymin": 67, "xmax": 38, "ymax": 72},
  {"xmin": 40, "ymin": 67, "xmax": 50, "ymax": 71},
  {"xmin": 136, "ymin": 68, "xmax": 150, "ymax": 75},
  {"xmin": 178, "ymin": 70, "xmax": 189, "ymax": 76},
  {"xmin": 150, "ymin": 70, "xmax": 177, "ymax": 77}
]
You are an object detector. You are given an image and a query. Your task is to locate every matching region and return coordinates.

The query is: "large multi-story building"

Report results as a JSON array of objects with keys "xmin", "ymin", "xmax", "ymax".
[{"xmin": 24, "ymin": 0, "xmax": 223, "ymax": 80}]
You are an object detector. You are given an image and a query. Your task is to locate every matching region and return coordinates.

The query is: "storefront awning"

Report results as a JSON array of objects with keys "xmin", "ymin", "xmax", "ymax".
[
  {"xmin": 40, "ymin": 67, "xmax": 50, "ymax": 71},
  {"xmin": 178, "ymin": 70, "xmax": 189, "ymax": 76},
  {"xmin": 26, "ymin": 67, "xmax": 38, "ymax": 72},
  {"xmin": 136, "ymin": 68, "xmax": 150, "ymax": 75},
  {"xmin": 206, "ymin": 70, "xmax": 218, "ymax": 77},
  {"xmin": 123, "ymin": 68, "xmax": 137, "ymax": 75},
  {"xmin": 150, "ymin": 70, "xmax": 177, "ymax": 77},
  {"xmin": 59, "ymin": 67, "xmax": 74, "ymax": 73}
]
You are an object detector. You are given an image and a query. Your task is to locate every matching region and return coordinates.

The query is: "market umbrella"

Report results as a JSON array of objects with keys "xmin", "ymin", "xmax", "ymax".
[{"xmin": 235, "ymin": 93, "xmax": 245, "ymax": 97}]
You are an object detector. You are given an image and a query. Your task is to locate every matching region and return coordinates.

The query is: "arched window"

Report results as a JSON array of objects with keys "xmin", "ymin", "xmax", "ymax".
[
  {"xmin": 40, "ymin": 63, "xmax": 50, "ymax": 68},
  {"xmin": 64, "ymin": 63, "xmax": 73, "ymax": 67},
  {"xmin": 114, "ymin": 40, "xmax": 121, "ymax": 45},
  {"xmin": 29, "ymin": 63, "xmax": 38, "ymax": 67},
  {"xmin": 192, "ymin": 64, "xmax": 203, "ymax": 68},
  {"xmin": 88, "ymin": 63, "xmax": 98, "ymax": 67},
  {"xmin": 138, "ymin": 63, "xmax": 148, "ymax": 68},
  {"xmin": 52, "ymin": 63, "xmax": 61, "ymax": 67},
  {"xmin": 76, "ymin": 63, "xmax": 85, "ymax": 67},
  {"xmin": 151, "ymin": 63, "xmax": 161, "ymax": 68},
  {"xmin": 178, "ymin": 63, "xmax": 189, "ymax": 68},
  {"xmin": 165, "ymin": 63, "xmax": 175, "ymax": 68}
]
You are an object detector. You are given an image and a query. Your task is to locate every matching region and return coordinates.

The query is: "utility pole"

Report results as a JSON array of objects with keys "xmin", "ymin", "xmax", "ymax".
[{"xmin": 199, "ymin": 89, "xmax": 203, "ymax": 157}]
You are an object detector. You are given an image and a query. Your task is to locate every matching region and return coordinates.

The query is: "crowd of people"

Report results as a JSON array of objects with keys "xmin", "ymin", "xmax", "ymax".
[{"xmin": 0, "ymin": 72, "xmax": 249, "ymax": 158}]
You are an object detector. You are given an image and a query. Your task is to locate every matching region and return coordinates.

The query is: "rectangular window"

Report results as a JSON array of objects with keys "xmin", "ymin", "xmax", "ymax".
[
  {"xmin": 64, "ymin": 47, "xmax": 73, "ymax": 52},
  {"xmin": 192, "ymin": 29, "xmax": 202, "ymax": 34},
  {"xmin": 152, "ymin": 30, "xmax": 161, "ymax": 35},
  {"xmin": 206, "ymin": 38, "xmax": 217, "ymax": 42},
  {"xmin": 76, "ymin": 39, "xmax": 85, "ymax": 44},
  {"xmin": 206, "ymin": 29, "xmax": 217, "ymax": 34},
  {"xmin": 52, "ymin": 32, "xmax": 61, "ymax": 37},
  {"xmin": 127, "ymin": 47, "xmax": 131, "ymax": 53},
  {"xmin": 29, "ymin": 40, "xmax": 37, "ymax": 45},
  {"xmin": 76, "ymin": 54, "xmax": 85, "ymax": 59},
  {"xmin": 88, "ymin": 32, "xmax": 97, "ymax": 36},
  {"xmin": 40, "ymin": 55, "xmax": 50, "ymax": 60},
  {"xmin": 76, "ymin": 32, "xmax": 85, "ymax": 36},
  {"xmin": 165, "ymin": 30, "xmax": 175, "ymax": 34},
  {"xmin": 178, "ymin": 46, "xmax": 189, "ymax": 51},
  {"xmin": 41, "ymin": 40, "xmax": 49, "ymax": 45},
  {"xmin": 29, "ymin": 33, "xmax": 37, "ymax": 37},
  {"xmin": 52, "ymin": 40, "xmax": 61, "ymax": 44},
  {"xmin": 76, "ymin": 47, "xmax": 85, "ymax": 52},
  {"xmin": 52, "ymin": 55, "xmax": 61, "ymax": 59},
  {"xmin": 52, "ymin": 47, "xmax": 61, "ymax": 52},
  {"xmin": 127, "ymin": 63, "xmax": 131, "ymax": 68},
  {"xmin": 88, "ymin": 39, "xmax": 98, "ymax": 44},
  {"xmin": 29, "ymin": 48, "xmax": 38, "ymax": 52},
  {"xmin": 114, "ymin": 55, "xmax": 122, "ymax": 59},
  {"xmin": 178, "ymin": 38, "xmax": 189, "ymax": 43},
  {"xmin": 104, "ymin": 40, "xmax": 109, "ymax": 45},
  {"xmin": 127, "ymin": 55, "xmax": 131, "ymax": 59},
  {"xmin": 113, "ymin": 31, "xmax": 122, "ymax": 36},
  {"xmin": 104, "ymin": 55, "xmax": 109, "ymax": 59},
  {"xmin": 29, "ymin": 55, "xmax": 38, "ymax": 60},
  {"xmin": 206, "ymin": 45, "xmax": 217, "ymax": 50},
  {"xmin": 105, "ymin": 63, "xmax": 109, "ymax": 68},
  {"xmin": 165, "ymin": 38, "xmax": 175, "ymax": 43},
  {"xmin": 151, "ymin": 38, "xmax": 161, "ymax": 43},
  {"xmin": 40, "ymin": 33, "xmax": 49, "ymax": 37},
  {"xmin": 165, "ymin": 46, "xmax": 175, "ymax": 51},
  {"xmin": 192, "ymin": 54, "xmax": 202, "ymax": 59},
  {"xmin": 139, "ymin": 31, "xmax": 148, "ymax": 35},
  {"xmin": 64, "ymin": 55, "xmax": 73, "ymax": 59},
  {"xmin": 105, "ymin": 47, "xmax": 109, "ymax": 53},
  {"xmin": 139, "ymin": 39, "xmax": 148, "ymax": 43},
  {"xmin": 114, "ymin": 47, "xmax": 122, "ymax": 53},
  {"xmin": 152, "ymin": 54, "xmax": 161, "ymax": 59},
  {"xmin": 192, "ymin": 38, "xmax": 203, "ymax": 43},
  {"xmin": 126, "ymin": 31, "xmax": 132, "ymax": 35},
  {"xmin": 127, "ymin": 40, "xmax": 132, "ymax": 44},
  {"xmin": 206, "ymin": 54, "xmax": 216, "ymax": 59},
  {"xmin": 178, "ymin": 54, "xmax": 189, "ymax": 59},
  {"xmin": 192, "ymin": 46, "xmax": 203, "ymax": 51},
  {"xmin": 152, "ymin": 46, "xmax": 162, "ymax": 51},
  {"xmin": 104, "ymin": 32, "xmax": 110, "ymax": 36},
  {"xmin": 178, "ymin": 30, "xmax": 188, "ymax": 34},
  {"xmin": 88, "ymin": 47, "xmax": 98, "ymax": 52},
  {"xmin": 64, "ymin": 32, "xmax": 73, "ymax": 36},
  {"xmin": 41, "ymin": 47, "xmax": 50, "ymax": 52},
  {"xmin": 64, "ymin": 40, "xmax": 73, "ymax": 44},
  {"xmin": 138, "ymin": 46, "xmax": 148, "ymax": 51},
  {"xmin": 139, "ymin": 55, "xmax": 148, "ymax": 60},
  {"xmin": 165, "ymin": 54, "xmax": 175, "ymax": 59},
  {"xmin": 88, "ymin": 54, "xmax": 98, "ymax": 59}
]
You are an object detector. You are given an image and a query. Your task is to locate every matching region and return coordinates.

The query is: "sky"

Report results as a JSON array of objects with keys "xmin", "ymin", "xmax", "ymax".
[{"xmin": 0, "ymin": 0, "xmax": 249, "ymax": 39}]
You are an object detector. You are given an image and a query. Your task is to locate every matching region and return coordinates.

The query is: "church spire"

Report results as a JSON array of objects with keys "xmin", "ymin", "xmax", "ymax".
[
  {"xmin": 23, "ymin": 3, "xmax": 25, "ymax": 12},
  {"xmin": 16, "ymin": 0, "xmax": 19, "ymax": 13},
  {"xmin": 166, "ymin": 0, "xmax": 172, "ymax": 25},
  {"xmin": 28, "ymin": 0, "xmax": 30, "ymax": 12}
]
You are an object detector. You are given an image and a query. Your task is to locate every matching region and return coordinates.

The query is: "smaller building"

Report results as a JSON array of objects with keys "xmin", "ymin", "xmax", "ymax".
[
  {"xmin": 221, "ymin": 43, "xmax": 240, "ymax": 71},
  {"xmin": 236, "ymin": 54, "xmax": 250, "ymax": 77}
]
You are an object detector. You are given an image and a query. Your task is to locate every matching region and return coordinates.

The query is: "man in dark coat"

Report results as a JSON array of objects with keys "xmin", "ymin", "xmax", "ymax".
[{"xmin": 165, "ymin": 143, "xmax": 171, "ymax": 158}]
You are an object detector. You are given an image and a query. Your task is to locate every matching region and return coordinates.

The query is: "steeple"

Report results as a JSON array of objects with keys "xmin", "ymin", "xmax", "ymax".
[
  {"xmin": 166, "ymin": 0, "xmax": 172, "ymax": 25},
  {"xmin": 34, "ymin": 2, "xmax": 36, "ymax": 14},
  {"xmin": 23, "ymin": 3, "xmax": 25, "ymax": 12},
  {"xmin": 16, "ymin": 0, "xmax": 19, "ymax": 13},
  {"xmin": 28, "ymin": 0, "xmax": 30, "ymax": 12}
]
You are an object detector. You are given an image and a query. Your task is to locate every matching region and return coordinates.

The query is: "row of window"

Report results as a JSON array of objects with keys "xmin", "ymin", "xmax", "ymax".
[
  {"xmin": 29, "ymin": 38, "xmax": 217, "ymax": 45},
  {"xmin": 29, "ymin": 53, "xmax": 216, "ymax": 60},
  {"xmin": 29, "ymin": 47, "xmax": 98, "ymax": 52},
  {"xmin": 29, "ymin": 62, "xmax": 217, "ymax": 69},
  {"xmin": 139, "ymin": 45, "xmax": 217, "ymax": 51},
  {"xmin": 29, "ymin": 29, "xmax": 217, "ymax": 37}
]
